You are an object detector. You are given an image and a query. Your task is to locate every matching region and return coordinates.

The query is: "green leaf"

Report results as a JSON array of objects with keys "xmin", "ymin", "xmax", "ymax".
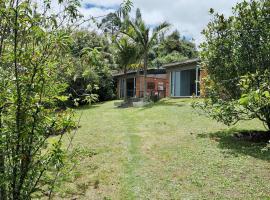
[
  {"xmin": 239, "ymin": 95, "xmax": 249, "ymax": 106},
  {"xmin": 55, "ymin": 95, "xmax": 68, "ymax": 102},
  {"xmin": 263, "ymin": 91, "xmax": 270, "ymax": 98}
]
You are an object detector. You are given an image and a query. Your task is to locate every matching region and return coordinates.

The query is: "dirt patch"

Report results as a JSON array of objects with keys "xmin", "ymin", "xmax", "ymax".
[
  {"xmin": 115, "ymin": 98, "xmax": 151, "ymax": 108},
  {"xmin": 234, "ymin": 131, "xmax": 270, "ymax": 143}
]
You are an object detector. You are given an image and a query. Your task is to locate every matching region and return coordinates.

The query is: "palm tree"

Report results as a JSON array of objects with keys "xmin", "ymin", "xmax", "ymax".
[
  {"xmin": 125, "ymin": 9, "xmax": 170, "ymax": 98},
  {"xmin": 115, "ymin": 36, "xmax": 139, "ymax": 101}
]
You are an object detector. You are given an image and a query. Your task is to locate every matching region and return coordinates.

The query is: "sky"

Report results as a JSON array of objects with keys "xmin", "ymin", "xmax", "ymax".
[{"xmin": 78, "ymin": 0, "xmax": 240, "ymax": 45}]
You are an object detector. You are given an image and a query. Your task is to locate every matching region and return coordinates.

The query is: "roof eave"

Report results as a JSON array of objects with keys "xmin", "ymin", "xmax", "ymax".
[{"xmin": 162, "ymin": 58, "xmax": 201, "ymax": 69}]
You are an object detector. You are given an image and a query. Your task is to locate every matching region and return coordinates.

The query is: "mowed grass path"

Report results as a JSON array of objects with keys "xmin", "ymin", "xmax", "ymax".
[{"xmin": 60, "ymin": 99, "xmax": 270, "ymax": 200}]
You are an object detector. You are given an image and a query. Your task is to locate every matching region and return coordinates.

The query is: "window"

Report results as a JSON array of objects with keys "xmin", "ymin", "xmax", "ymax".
[
  {"xmin": 158, "ymin": 82, "xmax": 164, "ymax": 91},
  {"xmin": 147, "ymin": 82, "xmax": 155, "ymax": 90},
  {"xmin": 119, "ymin": 78, "xmax": 125, "ymax": 98},
  {"xmin": 171, "ymin": 67, "xmax": 200, "ymax": 97}
]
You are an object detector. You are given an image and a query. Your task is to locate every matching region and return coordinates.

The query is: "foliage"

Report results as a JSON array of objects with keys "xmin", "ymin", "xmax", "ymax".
[
  {"xmin": 238, "ymin": 71, "xmax": 270, "ymax": 128},
  {"xmin": 99, "ymin": 0, "xmax": 133, "ymax": 37},
  {"xmin": 117, "ymin": 0, "xmax": 133, "ymax": 18},
  {"xmin": 151, "ymin": 51, "xmax": 188, "ymax": 67},
  {"xmin": 65, "ymin": 30, "xmax": 116, "ymax": 105},
  {"xmin": 196, "ymin": 0, "xmax": 270, "ymax": 130},
  {"xmin": 151, "ymin": 30, "xmax": 198, "ymax": 67},
  {"xmin": 0, "ymin": 0, "xmax": 82, "ymax": 199},
  {"xmin": 100, "ymin": 13, "xmax": 122, "ymax": 36},
  {"xmin": 58, "ymin": 0, "xmax": 135, "ymax": 105},
  {"xmin": 115, "ymin": 37, "xmax": 139, "ymax": 70}
]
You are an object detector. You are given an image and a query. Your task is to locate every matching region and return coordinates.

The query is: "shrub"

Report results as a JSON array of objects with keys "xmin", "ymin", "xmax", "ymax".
[{"xmin": 195, "ymin": 0, "xmax": 270, "ymax": 130}]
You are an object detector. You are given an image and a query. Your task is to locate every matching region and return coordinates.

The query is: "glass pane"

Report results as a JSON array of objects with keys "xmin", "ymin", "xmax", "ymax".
[
  {"xmin": 120, "ymin": 79, "xmax": 124, "ymax": 98},
  {"xmin": 196, "ymin": 68, "xmax": 200, "ymax": 96},
  {"xmin": 171, "ymin": 72, "xmax": 175, "ymax": 96},
  {"xmin": 127, "ymin": 78, "xmax": 135, "ymax": 97},
  {"xmin": 180, "ymin": 69, "xmax": 196, "ymax": 96},
  {"xmin": 175, "ymin": 71, "xmax": 181, "ymax": 96}
]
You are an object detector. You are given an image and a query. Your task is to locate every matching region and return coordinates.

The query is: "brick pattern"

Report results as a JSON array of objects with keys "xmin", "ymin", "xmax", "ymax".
[
  {"xmin": 116, "ymin": 75, "xmax": 168, "ymax": 99},
  {"xmin": 200, "ymin": 69, "xmax": 207, "ymax": 97},
  {"xmin": 166, "ymin": 72, "xmax": 170, "ymax": 97},
  {"xmin": 135, "ymin": 75, "xmax": 168, "ymax": 98}
]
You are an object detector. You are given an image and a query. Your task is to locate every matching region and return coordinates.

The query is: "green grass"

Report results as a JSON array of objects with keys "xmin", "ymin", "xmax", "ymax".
[{"xmin": 59, "ymin": 99, "xmax": 270, "ymax": 200}]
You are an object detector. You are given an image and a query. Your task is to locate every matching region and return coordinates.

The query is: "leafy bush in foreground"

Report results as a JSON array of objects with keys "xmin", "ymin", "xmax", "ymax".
[{"xmin": 196, "ymin": 0, "xmax": 270, "ymax": 130}]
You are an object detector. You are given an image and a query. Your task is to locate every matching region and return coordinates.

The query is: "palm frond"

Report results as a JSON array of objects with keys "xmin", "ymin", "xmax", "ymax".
[
  {"xmin": 149, "ymin": 21, "xmax": 170, "ymax": 48},
  {"xmin": 128, "ymin": 20, "xmax": 145, "ymax": 45},
  {"xmin": 117, "ymin": 0, "xmax": 133, "ymax": 18},
  {"xmin": 153, "ymin": 21, "xmax": 170, "ymax": 33}
]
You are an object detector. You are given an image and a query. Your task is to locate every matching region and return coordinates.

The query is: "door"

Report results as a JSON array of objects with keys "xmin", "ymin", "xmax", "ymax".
[{"xmin": 171, "ymin": 67, "xmax": 199, "ymax": 97}]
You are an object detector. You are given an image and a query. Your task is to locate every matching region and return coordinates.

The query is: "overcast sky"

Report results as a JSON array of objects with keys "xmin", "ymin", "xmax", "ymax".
[{"xmin": 78, "ymin": 0, "xmax": 240, "ymax": 45}]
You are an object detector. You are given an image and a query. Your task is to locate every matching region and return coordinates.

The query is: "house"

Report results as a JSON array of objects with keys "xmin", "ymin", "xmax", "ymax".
[
  {"xmin": 163, "ymin": 58, "xmax": 205, "ymax": 97},
  {"xmin": 114, "ymin": 58, "xmax": 205, "ymax": 99},
  {"xmin": 113, "ymin": 68, "xmax": 168, "ymax": 99}
]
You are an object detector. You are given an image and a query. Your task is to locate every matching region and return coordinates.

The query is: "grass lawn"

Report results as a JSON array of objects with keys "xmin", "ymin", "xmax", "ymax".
[{"xmin": 58, "ymin": 98, "xmax": 270, "ymax": 200}]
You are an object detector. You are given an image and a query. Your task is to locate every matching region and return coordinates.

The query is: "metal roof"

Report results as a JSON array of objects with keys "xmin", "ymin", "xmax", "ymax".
[
  {"xmin": 162, "ymin": 58, "xmax": 200, "ymax": 69},
  {"xmin": 112, "ymin": 68, "xmax": 166, "ymax": 78},
  {"xmin": 113, "ymin": 58, "xmax": 200, "ymax": 77}
]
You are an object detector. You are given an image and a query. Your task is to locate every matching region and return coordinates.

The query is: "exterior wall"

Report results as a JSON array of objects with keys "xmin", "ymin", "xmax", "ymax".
[
  {"xmin": 166, "ymin": 68, "xmax": 207, "ymax": 97},
  {"xmin": 116, "ymin": 79, "xmax": 120, "ymax": 99},
  {"xmin": 135, "ymin": 76, "xmax": 142, "ymax": 97},
  {"xmin": 115, "ymin": 74, "xmax": 168, "ymax": 99},
  {"xmin": 115, "ymin": 74, "xmax": 137, "ymax": 99},
  {"xmin": 135, "ymin": 75, "xmax": 168, "ymax": 98},
  {"xmin": 166, "ymin": 62, "xmax": 207, "ymax": 97},
  {"xmin": 199, "ymin": 69, "xmax": 207, "ymax": 97},
  {"xmin": 115, "ymin": 60, "xmax": 206, "ymax": 99},
  {"xmin": 166, "ymin": 71, "xmax": 171, "ymax": 97},
  {"xmin": 115, "ymin": 70, "xmax": 206, "ymax": 99}
]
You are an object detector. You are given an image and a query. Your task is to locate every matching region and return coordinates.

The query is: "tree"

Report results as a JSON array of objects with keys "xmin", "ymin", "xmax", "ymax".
[
  {"xmin": 150, "ymin": 29, "xmax": 198, "ymax": 67},
  {"xmin": 0, "ymin": 0, "xmax": 136, "ymax": 198},
  {"xmin": 100, "ymin": 13, "xmax": 122, "ymax": 36},
  {"xmin": 99, "ymin": 0, "xmax": 133, "ymax": 38},
  {"xmin": 125, "ymin": 9, "xmax": 170, "ymax": 98},
  {"xmin": 196, "ymin": 0, "xmax": 270, "ymax": 130},
  {"xmin": 65, "ymin": 30, "xmax": 115, "ymax": 105},
  {"xmin": 0, "ymin": 0, "xmax": 81, "ymax": 199},
  {"xmin": 115, "ymin": 36, "xmax": 139, "ymax": 100},
  {"xmin": 158, "ymin": 30, "xmax": 197, "ymax": 59}
]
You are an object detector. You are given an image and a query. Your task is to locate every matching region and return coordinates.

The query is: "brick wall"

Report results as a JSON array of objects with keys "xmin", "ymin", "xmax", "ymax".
[
  {"xmin": 166, "ymin": 72, "xmax": 170, "ymax": 97},
  {"xmin": 135, "ymin": 75, "xmax": 168, "ymax": 98},
  {"xmin": 200, "ymin": 69, "xmax": 207, "ymax": 97}
]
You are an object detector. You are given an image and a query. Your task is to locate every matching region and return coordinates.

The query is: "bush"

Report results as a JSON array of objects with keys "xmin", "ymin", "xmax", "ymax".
[
  {"xmin": 65, "ymin": 31, "xmax": 116, "ymax": 106},
  {"xmin": 195, "ymin": 0, "xmax": 270, "ymax": 130}
]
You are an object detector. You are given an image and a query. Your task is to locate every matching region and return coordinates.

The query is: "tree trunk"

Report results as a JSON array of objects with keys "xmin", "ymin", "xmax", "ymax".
[
  {"xmin": 0, "ymin": 155, "xmax": 6, "ymax": 200},
  {"xmin": 13, "ymin": 1, "xmax": 22, "ymax": 198},
  {"xmin": 143, "ymin": 53, "xmax": 148, "ymax": 99},
  {"xmin": 124, "ymin": 67, "xmax": 128, "ymax": 102},
  {"xmin": 0, "ymin": 111, "xmax": 6, "ymax": 200}
]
